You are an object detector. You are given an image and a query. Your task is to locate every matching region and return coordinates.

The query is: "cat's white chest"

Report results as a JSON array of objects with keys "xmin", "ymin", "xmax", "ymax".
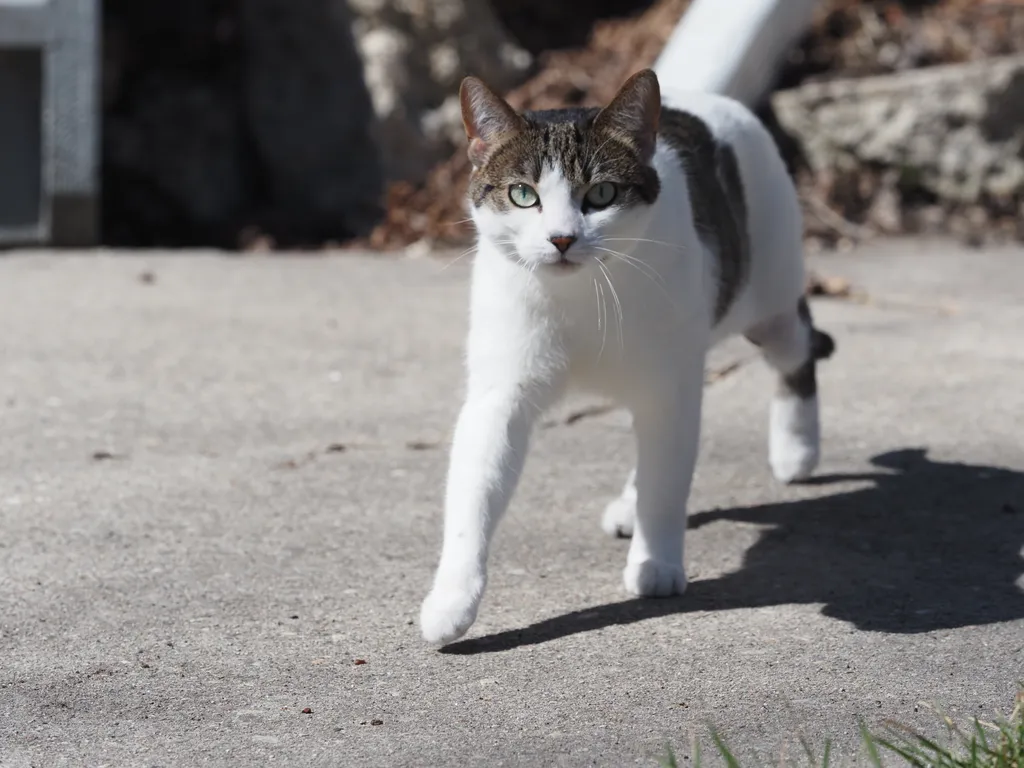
[{"xmin": 550, "ymin": 251, "xmax": 711, "ymax": 398}]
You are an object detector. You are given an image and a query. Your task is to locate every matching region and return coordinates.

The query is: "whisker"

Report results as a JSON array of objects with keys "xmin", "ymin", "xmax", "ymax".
[
  {"xmin": 438, "ymin": 252, "xmax": 471, "ymax": 272},
  {"xmin": 592, "ymin": 246, "xmax": 684, "ymax": 317},
  {"xmin": 593, "ymin": 246, "xmax": 669, "ymax": 292},
  {"xmin": 594, "ymin": 242, "xmax": 665, "ymax": 279},
  {"xmin": 601, "ymin": 237, "xmax": 688, "ymax": 252},
  {"xmin": 595, "ymin": 237, "xmax": 682, "ymax": 291},
  {"xmin": 596, "ymin": 259, "xmax": 624, "ymax": 354},
  {"xmin": 439, "ymin": 238, "xmax": 520, "ymax": 272},
  {"xmin": 442, "ymin": 238, "xmax": 530, "ymax": 275},
  {"xmin": 596, "ymin": 278, "xmax": 608, "ymax": 360},
  {"xmin": 598, "ymin": 247, "xmax": 669, "ymax": 288}
]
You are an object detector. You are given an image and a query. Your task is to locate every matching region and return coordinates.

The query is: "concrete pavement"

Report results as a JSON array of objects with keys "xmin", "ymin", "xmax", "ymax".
[{"xmin": 1, "ymin": 239, "xmax": 1022, "ymax": 766}]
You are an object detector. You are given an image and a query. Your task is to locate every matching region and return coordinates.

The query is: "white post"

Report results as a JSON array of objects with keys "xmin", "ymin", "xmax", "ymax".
[{"xmin": 0, "ymin": 0, "xmax": 98, "ymax": 246}]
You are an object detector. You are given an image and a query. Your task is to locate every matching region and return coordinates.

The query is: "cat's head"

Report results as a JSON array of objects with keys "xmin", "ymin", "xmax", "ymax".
[{"xmin": 461, "ymin": 69, "xmax": 662, "ymax": 274}]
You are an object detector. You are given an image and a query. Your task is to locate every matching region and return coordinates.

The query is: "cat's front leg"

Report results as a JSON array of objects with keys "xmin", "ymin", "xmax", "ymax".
[
  {"xmin": 622, "ymin": 363, "xmax": 705, "ymax": 597},
  {"xmin": 420, "ymin": 382, "xmax": 556, "ymax": 645},
  {"xmin": 602, "ymin": 467, "xmax": 637, "ymax": 538}
]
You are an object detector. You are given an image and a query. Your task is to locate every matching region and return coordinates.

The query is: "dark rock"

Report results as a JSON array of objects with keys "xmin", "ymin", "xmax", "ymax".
[
  {"xmin": 102, "ymin": 0, "xmax": 382, "ymax": 247},
  {"xmin": 104, "ymin": 78, "xmax": 248, "ymax": 246},
  {"xmin": 240, "ymin": 0, "xmax": 382, "ymax": 244}
]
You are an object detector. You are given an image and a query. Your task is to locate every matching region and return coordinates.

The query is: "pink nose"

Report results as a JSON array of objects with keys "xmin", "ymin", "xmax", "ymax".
[{"xmin": 549, "ymin": 235, "xmax": 576, "ymax": 254}]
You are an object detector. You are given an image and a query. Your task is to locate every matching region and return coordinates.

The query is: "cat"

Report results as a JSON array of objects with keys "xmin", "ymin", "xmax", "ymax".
[{"xmin": 419, "ymin": 69, "xmax": 835, "ymax": 646}]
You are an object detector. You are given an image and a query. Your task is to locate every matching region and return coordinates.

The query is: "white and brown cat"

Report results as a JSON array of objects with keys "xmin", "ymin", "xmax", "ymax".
[{"xmin": 420, "ymin": 69, "xmax": 835, "ymax": 645}]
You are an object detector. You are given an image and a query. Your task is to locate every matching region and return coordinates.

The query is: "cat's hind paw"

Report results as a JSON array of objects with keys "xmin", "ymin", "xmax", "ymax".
[
  {"xmin": 419, "ymin": 577, "xmax": 484, "ymax": 646},
  {"xmin": 623, "ymin": 560, "xmax": 688, "ymax": 597},
  {"xmin": 602, "ymin": 495, "xmax": 635, "ymax": 538},
  {"xmin": 769, "ymin": 395, "xmax": 820, "ymax": 484},
  {"xmin": 770, "ymin": 442, "xmax": 819, "ymax": 484}
]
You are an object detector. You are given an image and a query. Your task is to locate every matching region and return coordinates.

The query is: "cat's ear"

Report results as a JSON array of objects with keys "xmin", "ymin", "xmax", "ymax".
[
  {"xmin": 460, "ymin": 77, "xmax": 525, "ymax": 167},
  {"xmin": 594, "ymin": 69, "xmax": 661, "ymax": 163}
]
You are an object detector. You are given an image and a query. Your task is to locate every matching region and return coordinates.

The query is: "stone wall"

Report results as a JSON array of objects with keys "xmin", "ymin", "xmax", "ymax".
[{"xmin": 774, "ymin": 55, "xmax": 1024, "ymax": 244}]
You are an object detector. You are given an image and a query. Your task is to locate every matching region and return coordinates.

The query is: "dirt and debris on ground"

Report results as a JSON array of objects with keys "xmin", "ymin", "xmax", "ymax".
[
  {"xmin": 806, "ymin": 272, "xmax": 855, "ymax": 299},
  {"xmin": 368, "ymin": 0, "xmax": 1024, "ymax": 252}
]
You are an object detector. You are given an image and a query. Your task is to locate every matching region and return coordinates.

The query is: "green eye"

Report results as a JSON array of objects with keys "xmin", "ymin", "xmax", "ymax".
[
  {"xmin": 509, "ymin": 183, "xmax": 539, "ymax": 208},
  {"xmin": 585, "ymin": 182, "xmax": 617, "ymax": 209}
]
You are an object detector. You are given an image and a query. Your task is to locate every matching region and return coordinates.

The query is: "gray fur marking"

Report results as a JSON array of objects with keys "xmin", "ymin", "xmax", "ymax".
[{"xmin": 658, "ymin": 108, "xmax": 750, "ymax": 323}]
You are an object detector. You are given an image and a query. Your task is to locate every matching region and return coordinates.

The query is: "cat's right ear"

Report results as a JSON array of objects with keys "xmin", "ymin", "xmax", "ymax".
[
  {"xmin": 594, "ymin": 69, "xmax": 661, "ymax": 163},
  {"xmin": 460, "ymin": 77, "xmax": 525, "ymax": 168}
]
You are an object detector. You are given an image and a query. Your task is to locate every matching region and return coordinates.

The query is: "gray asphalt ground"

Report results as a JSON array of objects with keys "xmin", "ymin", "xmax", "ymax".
[{"xmin": 1, "ymin": 239, "xmax": 1022, "ymax": 767}]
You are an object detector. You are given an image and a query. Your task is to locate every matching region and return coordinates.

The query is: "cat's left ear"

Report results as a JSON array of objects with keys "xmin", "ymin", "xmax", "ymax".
[
  {"xmin": 594, "ymin": 69, "xmax": 661, "ymax": 163},
  {"xmin": 460, "ymin": 77, "xmax": 526, "ymax": 168}
]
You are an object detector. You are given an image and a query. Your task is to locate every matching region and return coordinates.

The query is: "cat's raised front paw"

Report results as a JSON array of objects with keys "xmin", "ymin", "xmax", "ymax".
[
  {"xmin": 602, "ymin": 495, "xmax": 635, "ymax": 538},
  {"xmin": 419, "ymin": 577, "xmax": 483, "ymax": 646},
  {"xmin": 623, "ymin": 560, "xmax": 688, "ymax": 597}
]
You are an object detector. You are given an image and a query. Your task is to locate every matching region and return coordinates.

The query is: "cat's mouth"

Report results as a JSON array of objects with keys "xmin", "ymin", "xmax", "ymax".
[
  {"xmin": 548, "ymin": 257, "xmax": 583, "ymax": 273},
  {"xmin": 512, "ymin": 250, "xmax": 590, "ymax": 274}
]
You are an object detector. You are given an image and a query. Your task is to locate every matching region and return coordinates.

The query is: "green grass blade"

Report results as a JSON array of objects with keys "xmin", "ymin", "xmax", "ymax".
[
  {"xmin": 971, "ymin": 718, "xmax": 990, "ymax": 748},
  {"xmin": 861, "ymin": 720, "xmax": 885, "ymax": 768},
  {"xmin": 710, "ymin": 728, "xmax": 742, "ymax": 768},
  {"xmin": 874, "ymin": 742, "xmax": 930, "ymax": 767},
  {"xmin": 798, "ymin": 733, "xmax": 817, "ymax": 766}
]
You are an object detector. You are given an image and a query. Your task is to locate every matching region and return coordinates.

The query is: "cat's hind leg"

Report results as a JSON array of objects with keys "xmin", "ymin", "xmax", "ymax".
[{"xmin": 745, "ymin": 297, "xmax": 835, "ymax": 483}]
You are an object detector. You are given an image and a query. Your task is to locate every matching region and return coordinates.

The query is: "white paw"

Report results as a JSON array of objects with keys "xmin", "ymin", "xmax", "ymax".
[
  {"xmin": 602, "ymin": 495, "xmax": 635, "ymax": 538},
  {"xmin": 419, "ymin": 576, "xmax": 484, "ymax": 646},
  {"xmin": 623, "ymin": 560, "xmax": 688, "ymax": 597},
  {"xmin": 769, "ymin": 395, "xmax": 820, "ymax": 484},
  {"xmin": 770, "ymin": 439, "xmax": 819, "ymax": 484}
]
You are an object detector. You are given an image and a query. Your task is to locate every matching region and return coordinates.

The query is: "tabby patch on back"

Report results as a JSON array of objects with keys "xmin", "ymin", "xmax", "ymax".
[{"xmin": 659, "ymin": 108, "xmax": 750, "ymax": 321}]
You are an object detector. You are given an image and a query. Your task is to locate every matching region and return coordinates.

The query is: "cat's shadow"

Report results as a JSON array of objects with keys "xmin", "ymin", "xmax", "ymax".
[{"xmin": 441, "ymin": 448, "xmax": 1024, "ymax": 655}]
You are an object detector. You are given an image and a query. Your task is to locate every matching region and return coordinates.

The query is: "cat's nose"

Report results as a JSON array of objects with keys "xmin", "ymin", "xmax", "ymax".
[{"xmin": 549, "ymin": 235, "xmax": 577, "ymax": 254}]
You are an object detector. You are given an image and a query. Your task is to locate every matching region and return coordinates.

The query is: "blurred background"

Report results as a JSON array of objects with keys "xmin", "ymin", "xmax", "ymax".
[{"xmin": 2, "ymin": 0, "xmax": 1023, "ymax": 253}]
